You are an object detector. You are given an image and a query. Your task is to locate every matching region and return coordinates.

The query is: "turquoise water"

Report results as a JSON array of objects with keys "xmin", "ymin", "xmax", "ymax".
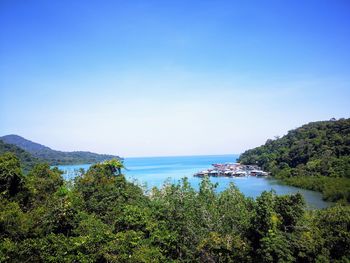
[{"xmin": 57, "ymin": 154, "xmax": 332, "ymax": 209}]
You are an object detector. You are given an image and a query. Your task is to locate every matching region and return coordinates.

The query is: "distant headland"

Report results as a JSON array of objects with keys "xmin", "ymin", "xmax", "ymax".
[{"xmin": 0, "ymin": 134, "xmax": 121, "ymax": 166}]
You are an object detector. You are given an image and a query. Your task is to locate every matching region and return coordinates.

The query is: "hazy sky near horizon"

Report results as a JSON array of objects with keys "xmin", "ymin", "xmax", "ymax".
[{"xmin": 1, "ymin": 0, "xmax": 350, "ymax": 157}]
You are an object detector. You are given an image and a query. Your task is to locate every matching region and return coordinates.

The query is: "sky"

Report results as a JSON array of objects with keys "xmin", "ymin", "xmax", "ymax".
[{"xmin": 1, "ymin": 0, "xmax": 350, "ymax": 157}]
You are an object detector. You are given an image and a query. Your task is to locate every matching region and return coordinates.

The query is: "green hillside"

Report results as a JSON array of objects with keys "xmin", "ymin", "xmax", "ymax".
[
  {"xmin": 1, "ymin": 135, "xmax": 121, "ymax": 165},
  {"xmin": 0, "ymin": 140, "xmax": 40, "ymax": 172},
  {"xmin": 238, "ymin": 118, "xmax": 350, "ymax": 203}
]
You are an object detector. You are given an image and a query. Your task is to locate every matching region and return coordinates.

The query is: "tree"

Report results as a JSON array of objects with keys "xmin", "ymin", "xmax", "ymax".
[{"xmin": 0, "ymin": 153, "xmax": 24, "ymax": 199}]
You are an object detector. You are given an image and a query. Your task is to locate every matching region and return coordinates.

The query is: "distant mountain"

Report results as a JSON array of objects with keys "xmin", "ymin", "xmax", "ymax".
[
  {"xmin": 1, "ymin": 134, "xmax": 52, "ymax": 153},
  {"xmin": 0, "ymin": 139, "xmax": 40, "ymax": 172},
  {"xmin": 0, "ymin": 135, "xmax": 121, "ymax": 165}
]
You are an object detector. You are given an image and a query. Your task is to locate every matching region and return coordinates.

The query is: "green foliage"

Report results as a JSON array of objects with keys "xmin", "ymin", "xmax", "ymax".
[
  {"xmin": 26, "ymin": 164, "xmax": 64, "ymax": 207},
  {"xmin": 73, "ymin": 160, "xmax": 146, "ymax": 223},
  {"xmin": 238, "ymin": 118, "xmax": 350, "ymax": 202},
  {"xmin": 283, "ymin": 176, "xmax": 350, "ymax": 203},
  {"xmin": 0, "ymin": 153, "xmax": 25, "ymax": 199},
  {"xmin": 275, "ymin": 193, "xmax": 305, "ymax": 232},
  {"xmin": 0, "ymin": 154, "xmax": 349, "ymax": 262},
  {"xmin": 0, "ymin": 140, "xmax": 39, "ymax": 172},
  {"xmin": 0, "ymin": 200, "xmax": 29, "ymax": 240},
  {"xmin": 314, "ymin": 205, "xmax": 350, "ymax": 260},
  {"xmin": 257, "ymin": 231, "xmax": 294, "ymax": 263}
]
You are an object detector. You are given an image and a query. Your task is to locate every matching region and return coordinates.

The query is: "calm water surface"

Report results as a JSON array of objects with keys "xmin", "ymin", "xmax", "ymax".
[{"xmin": 57, "ymin": 154, "xmax": 332, "ymax": 209}]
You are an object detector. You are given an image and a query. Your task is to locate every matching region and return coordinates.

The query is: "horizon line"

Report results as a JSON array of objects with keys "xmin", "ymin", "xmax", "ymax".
[{"xmin": 123, "ymin": 153, "xmax": 240, "ymax": 159}]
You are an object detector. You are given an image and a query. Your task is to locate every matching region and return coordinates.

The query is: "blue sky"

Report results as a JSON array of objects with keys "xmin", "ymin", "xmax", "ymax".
[{"xmin": 1, "ymin": 0, "xmax": 349, "ymax": 157}]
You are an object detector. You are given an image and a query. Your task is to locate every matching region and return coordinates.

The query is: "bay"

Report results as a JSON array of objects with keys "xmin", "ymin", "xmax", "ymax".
[{"xmin": 56, "ymin": 154, "xmax": 332, "ymax": 209}]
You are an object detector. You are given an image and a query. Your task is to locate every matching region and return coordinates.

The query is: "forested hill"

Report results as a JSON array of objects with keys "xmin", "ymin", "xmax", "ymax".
[
  {"xmin": 0, "ymin": 140, "xmax": 40, "ymax": 172},
  {"xmin": 0, "ymin": 135, "xmax": 121, "ymax": 165},
  {"xmin": 238, "ymin": 118, "xmax": 350, "ymax": 202},
  {"xmin": 238, "ymin": 118, "xmax": 350, "ymax": 177}
]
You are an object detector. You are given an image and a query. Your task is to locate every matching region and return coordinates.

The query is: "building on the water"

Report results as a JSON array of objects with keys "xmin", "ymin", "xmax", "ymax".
[{"xmin": 194, "ymin": 163, "xmax": 269, "ymax": 178}]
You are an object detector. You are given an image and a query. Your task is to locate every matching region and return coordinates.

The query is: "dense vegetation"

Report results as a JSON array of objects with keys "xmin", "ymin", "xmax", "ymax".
[
  {"xmin": 1, "ymin": 135, "xmax": 120, "ymax": 165},
  {"xmin": 238, "ymin": 118, "xmax": 350, "ymax": 203},
  {"xmin": 1, "ymin": 153, "xmax": 349, "ymax": 262},
  {"xmin": 0, "ymin": 140, "xmax": 40, "ymax": 172}
]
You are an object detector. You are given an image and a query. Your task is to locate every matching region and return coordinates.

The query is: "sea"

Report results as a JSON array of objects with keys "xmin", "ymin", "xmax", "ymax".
[{"xmin": 56, "ymin": 154, "xmax": 332, "ymax": 209}]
